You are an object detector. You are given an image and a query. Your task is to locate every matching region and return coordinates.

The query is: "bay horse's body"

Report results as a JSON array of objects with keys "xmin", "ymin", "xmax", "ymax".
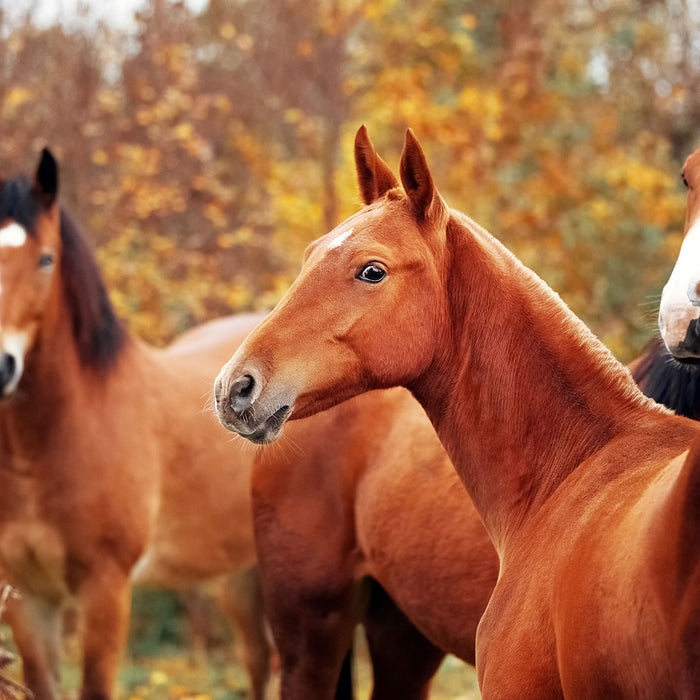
[
  {"xmin": 216, "ymin": 127, "xmax": 700, "ymax": 698},
  {"xmin": 0, "ymin": 153, "xmax": 272, "ymax": 700},
  {"xmin": 252, "ymin": 386, "xmax": 498, "ymax": 699}
]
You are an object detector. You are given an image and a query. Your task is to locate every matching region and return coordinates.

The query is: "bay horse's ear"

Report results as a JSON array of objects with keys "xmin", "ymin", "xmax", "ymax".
[
  {"xmin": 400, "ymin": 128, "xmax": 445, "ymax": 223},
  {"xmin": 354, "ymin": 125, "xmax": 399, "ymax": 205},
  {"xmin": 34, "ymin": 148, "xmax": 59, "ymax": 209}
]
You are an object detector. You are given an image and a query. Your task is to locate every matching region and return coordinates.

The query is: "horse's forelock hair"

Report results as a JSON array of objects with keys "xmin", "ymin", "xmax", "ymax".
[
  {"xmin": 0, "ymin": 178, "xmax": 39, "ymax": 231},
  {"xmin": 385, "ymin": 187, "xmax": 405, "ymax": 202},
  {"xmin": 58, "ymin": 209, "xmax": 126, "ymax": 370}
]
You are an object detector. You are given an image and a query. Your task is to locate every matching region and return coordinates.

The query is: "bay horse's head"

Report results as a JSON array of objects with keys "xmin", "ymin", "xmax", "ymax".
[
  {"xmin": 0, "ymin": 150, "xmax": 61, "ymax": 397},
  {"xmin": 659, "ymin": 147, "xmax": 700, "ymax": 361},
  {"xmin": 215, "ymin": 126, "xmax": 450, "ymax": 443}
]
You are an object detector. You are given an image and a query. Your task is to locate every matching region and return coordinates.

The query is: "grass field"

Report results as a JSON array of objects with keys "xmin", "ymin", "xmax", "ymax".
[
  {"xmin": 115, "ymin": 641, "xmax": 480, "ymax": 700},
  {"xmin": 0, "ymin": 589, "xmax": 482, "ymax": 700}
]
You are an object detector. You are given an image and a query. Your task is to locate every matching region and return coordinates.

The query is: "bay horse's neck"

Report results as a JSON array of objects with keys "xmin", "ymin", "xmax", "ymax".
[
  {"xmin": 0, "ymin": 214, "xmax": 131, "ymax": 459},
  {"xmin": 0, "ymin": 294, "xmax": 87, "ymax": 462},
  {"xmin": 409, "ymin": 213, "xmax": 662, "ymax": 550}
]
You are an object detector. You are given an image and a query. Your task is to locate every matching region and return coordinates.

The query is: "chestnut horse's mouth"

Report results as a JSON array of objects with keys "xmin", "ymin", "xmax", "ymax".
[{"xmin": 220, "ymin": 402, "xmax": 293, "ymax": 444}]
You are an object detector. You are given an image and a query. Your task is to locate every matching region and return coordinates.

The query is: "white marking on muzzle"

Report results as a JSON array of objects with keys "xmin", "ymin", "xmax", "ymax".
[
  {"xmin": 659, "ymin": 220, "xmax": 700, "ymax": 349},
  {"xmin": 0, "ymin": 223, "xmax": 27, "ymax": 248},
  {"xmin": 0, "ymin": 331, "xmax": 29, "ymax": 396}
]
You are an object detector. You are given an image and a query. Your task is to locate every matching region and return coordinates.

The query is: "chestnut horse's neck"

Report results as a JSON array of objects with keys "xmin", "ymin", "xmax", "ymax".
[{"xmin": 409, "ymin": 213, "xmax": 663, "ymax": 549}]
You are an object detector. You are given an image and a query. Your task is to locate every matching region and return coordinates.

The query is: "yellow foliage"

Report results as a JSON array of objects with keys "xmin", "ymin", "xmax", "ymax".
[
  {"xmin": 4, "ymin": 87, "xmax": 31, "ymax": 109},
  {"xmin": 219, "ymin": 23, "xmax": 236, "ymax": 39},
  {"xmin": 92, "ymin": 150, "xmax": 109, "ymax": 166},
  {"xmin": 149, "ymin": 671, "xmax": 168, "ymax": 685},
  {"xmin": 204, "ymin": 202, "xmax": 228, "ymax": 228},
  {"xmin": 236, "ymin": 34, "xmax": 254, "ymax": 52},
  {"xmin": 284, "ymin": 109, "xmax": 304, "ymax": 124},
  {"xmin": 460, "ymin": 14, "xmax": 477, "ymax": 29},
  {"xmin": 96, "ymin": 89, "xmax": 120, "ymax": 114}
]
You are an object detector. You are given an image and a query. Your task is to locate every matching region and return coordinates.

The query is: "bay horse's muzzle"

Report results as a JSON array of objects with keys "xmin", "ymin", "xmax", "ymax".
[
  {"xmin": 0, "ymin": 353, "xmax": 17, "ymax": 397},
  {"xmin": 673, "ymin": 318, "xmax": 700, "ymax": 363}
]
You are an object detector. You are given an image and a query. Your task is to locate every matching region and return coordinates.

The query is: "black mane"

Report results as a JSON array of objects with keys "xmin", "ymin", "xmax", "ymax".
[
  {"xmin": 0, "ymin": 176, "xmax": 126, "ymax": 370},
  {"xmin": 58, "ymin": 209, "xmax": 126, "ymax": 369},
  {"xmin": 632, "ymin": 337, "xmax": 700, "ymax": 421},
  {"xmin": 0, "ymin": 178, "xmax": 39, "ymax": 231}
]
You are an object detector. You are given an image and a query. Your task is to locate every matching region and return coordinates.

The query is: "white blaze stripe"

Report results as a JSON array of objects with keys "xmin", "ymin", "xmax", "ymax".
[
  {"xmin": 661, "ymin": 221, "xmax": 700, "ymax": 310},
  {"xmin": 327, "ymin": 226, "xmax": 354, "ymax": 250},
  {"xmin": 0, "ymin": 223, "xmax": 27, "ymax": 248}
]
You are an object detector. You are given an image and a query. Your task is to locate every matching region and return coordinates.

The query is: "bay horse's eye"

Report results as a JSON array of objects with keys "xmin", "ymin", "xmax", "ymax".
[
  {"xmin": 356, "ymin": 263, "xmax": 386, "ymax": 284},
  {"xmin": 38, "ymin": 253, "xmax": 55, "ymax": 269},
  {"xmin": 682, "ymin": 172, "xmax": 689, "ymax": 189}
]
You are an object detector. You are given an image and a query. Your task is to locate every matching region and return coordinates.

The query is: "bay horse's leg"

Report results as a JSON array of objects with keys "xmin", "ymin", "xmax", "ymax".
[
  {"xmin": 271, "ymin": 581, "xmax": 363, "ymax": 700},
  {"xmin": 218, "ymin": 567, "xmax": 271, "ymax": 700},
  {"xmin": 77, "ymin": 562, "xmax": 131, "ymax": 700},
  {"xmin": 364, "ymin": 581, "xmax": 445, "ymax": 700},
  {"xmin": 4, "ymin": 594, "xmax": 63, "ymax": 700},
  {"xmin": 335, "ymin": 649, "xmax": 353, "ymax": 700}
]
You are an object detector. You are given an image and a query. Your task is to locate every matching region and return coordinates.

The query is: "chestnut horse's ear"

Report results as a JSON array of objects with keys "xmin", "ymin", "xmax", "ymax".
[
  {"xmin": 400, "ymin": 128, "xmax": 445, "ymax": 223},
  {"xmin": 354, "ymin": 125, "xmax": 398, "ymax": 205},
  {"xmin": 34, "ymin": 148, "xmax": 59, "ymax": 209}
]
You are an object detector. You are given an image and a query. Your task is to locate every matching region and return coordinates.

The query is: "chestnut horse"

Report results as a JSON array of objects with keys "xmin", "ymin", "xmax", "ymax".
[
  {"xmin": 216, "ymin": 126, "xmax": 700, "ymax": 698},
  {"xmin": 658, "ymin": 145, "xmax": 700, "ymax": 361},
  {"xmin": 0, "ymin": 151, "xmax": 273, "ymax": 700},
  {"xmin": 252, "ymin": 331, "xmax": 697, "ymax": 700}
]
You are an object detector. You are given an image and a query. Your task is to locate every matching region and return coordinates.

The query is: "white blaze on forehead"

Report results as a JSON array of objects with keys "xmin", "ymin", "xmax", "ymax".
[
  {"xmin": 0, "ymin": 222, "xmax": 28, "ymax": 248},
  {"xmin": 327, "ymin": 226, "xmax": 355, "ymax": 250}
]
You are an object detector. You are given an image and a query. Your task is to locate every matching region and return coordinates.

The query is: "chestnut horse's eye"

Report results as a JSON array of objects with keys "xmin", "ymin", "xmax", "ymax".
[
  {"xmin": 356, "ymin": 263, "xmax": 386, "ymax": 284},
  {"xmin": 38, "ymin": 253, "xmax": 55, "ymax": 269},
  {"xmin": 682, "ymin": 172, "xmax": 689, "ymax": 188}
]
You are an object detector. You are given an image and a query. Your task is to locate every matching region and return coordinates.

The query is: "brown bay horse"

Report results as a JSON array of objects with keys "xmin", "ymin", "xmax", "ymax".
[
  {"xmin": 216, "ymin": 126, "xmax": 700, "ymax": 698},
  {"xmin": 0, "ymin": 151, "xmax": 272, "ymax": 700},
  {"xmin": 658, "ymin": 145, "xmax": 700, "ymax": 362}
]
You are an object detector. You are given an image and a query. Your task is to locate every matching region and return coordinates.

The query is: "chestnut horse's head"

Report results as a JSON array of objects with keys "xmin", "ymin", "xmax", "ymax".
[
  {"xmin": 658, "ymin": 147, "xmax": 700, "ymax": 361},
  {"xmin": 215, "ymin": 126, "xmax": 451, "ymax": 442},
  {"xmin": 0, "ymin": 150, "xmax": 61, "ymax": 397}
]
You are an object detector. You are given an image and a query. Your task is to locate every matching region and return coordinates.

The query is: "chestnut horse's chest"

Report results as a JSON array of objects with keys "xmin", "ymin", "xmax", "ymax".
[{"xmin": 477, "ymin": 479, "xmax": 678, "ymax": 700}]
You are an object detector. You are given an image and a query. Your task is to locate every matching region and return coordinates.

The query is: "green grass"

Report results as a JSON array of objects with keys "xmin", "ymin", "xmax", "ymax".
[{"xmin": 0, "ymin": 590, "xmax": 481, "ymax": 700}]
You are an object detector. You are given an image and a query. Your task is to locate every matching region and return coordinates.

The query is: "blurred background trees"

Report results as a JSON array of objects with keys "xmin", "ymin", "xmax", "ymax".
[{"xmin": 0, "ymin": 0, "xmax": 696, "ymax": 358}]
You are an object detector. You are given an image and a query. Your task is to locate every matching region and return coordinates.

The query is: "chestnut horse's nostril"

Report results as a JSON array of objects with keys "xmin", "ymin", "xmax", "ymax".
[{"xmin": 229, "ymin": 373, "xmax": 257, "ymax": 414}]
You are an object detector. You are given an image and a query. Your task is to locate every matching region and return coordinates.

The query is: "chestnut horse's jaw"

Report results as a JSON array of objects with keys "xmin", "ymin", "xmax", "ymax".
[{"xmin": 214, "ymin": 367, "xmax": 295, "ymax": 444}]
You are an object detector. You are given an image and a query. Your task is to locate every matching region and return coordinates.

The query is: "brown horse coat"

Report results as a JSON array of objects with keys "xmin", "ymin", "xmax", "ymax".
[
  {"xmin": 216, "ymin": 127, "xmax": 700, "ymax": 699},
  {"xmin": 0, "ymin": 153, "xmax": 270, "ymax": 700}
]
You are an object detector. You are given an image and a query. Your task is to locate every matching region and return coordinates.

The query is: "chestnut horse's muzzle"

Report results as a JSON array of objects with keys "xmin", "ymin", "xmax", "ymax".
[{"xmin": 214, "ymin": 368, "xmax": 294, "ymax": 444}]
